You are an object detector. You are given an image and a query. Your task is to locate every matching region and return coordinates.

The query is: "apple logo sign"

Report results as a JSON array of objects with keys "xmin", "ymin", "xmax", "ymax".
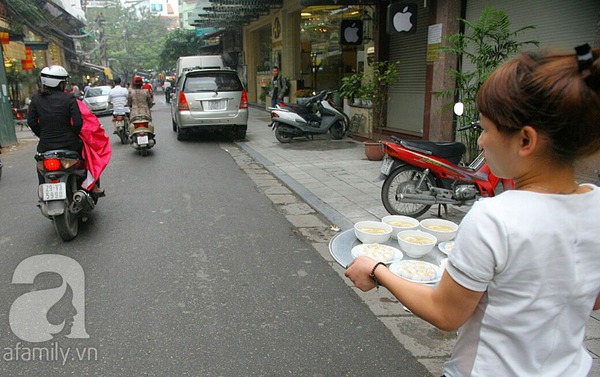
[
  {"xmin": 345, "ymin": 22, "xmax": 360, "ymax": 43},
  {"xmin": 394, "ymin": 6, "xmax": 413, "ymax": 32},
  {"xmin": 387, "ymin": 2, "xmax": 417, "ymax": 34},
  {"xmin": 341, "ymin": 20, "xmax": 363, "ymax": 45}
]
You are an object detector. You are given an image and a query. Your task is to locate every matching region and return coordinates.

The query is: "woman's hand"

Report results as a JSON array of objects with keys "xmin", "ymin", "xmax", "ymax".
[{"xmin": 345, "ymin": 256, "xmax": 379, "ymax": 291}]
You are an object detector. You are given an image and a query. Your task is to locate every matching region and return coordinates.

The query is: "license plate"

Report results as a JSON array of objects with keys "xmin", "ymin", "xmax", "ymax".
[
  {"xmin": 380, "ymin": 155, "xmax": 394, "ymax": 175},
  {"xmin": 116, "ymin": 120, "xmax": 124, "ymax": 127},
  {"xmin": 138, "ymin": 135, "xmax": 149, "ymax": 145},
  {"xmin": 41, "ymin": 182, "xmax": 66, "ymax": 201},
  {"xmin": 206, "ymin": 100, "xmax": 225, "ymax": 111}
]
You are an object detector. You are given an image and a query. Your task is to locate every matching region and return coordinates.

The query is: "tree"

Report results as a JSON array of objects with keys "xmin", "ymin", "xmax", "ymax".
[
  {"xmin": 82, "ymin": 6, "xmax": 169, "ymax": 81},
  {"xmin": 158, "ymin": 29, "xmax": 206, "ymax": 71},
  {"xmin": 439, "ymin": 7, "xmax": 538, "ymax": 163}
]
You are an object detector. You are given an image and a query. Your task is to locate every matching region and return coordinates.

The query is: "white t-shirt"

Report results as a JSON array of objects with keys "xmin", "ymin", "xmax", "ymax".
[
  {"xmin": 108, "ymin": 85, "xmax": 129, "ymax": 114},
  {"xmin": 444, "ymin": 185, "xmax": 600, "ymax": 377}
]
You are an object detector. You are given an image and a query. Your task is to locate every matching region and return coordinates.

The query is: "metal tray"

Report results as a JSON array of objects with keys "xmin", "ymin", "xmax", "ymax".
[{"xmin": 328, "ymin": 229, "xmax": 447, "ymax": 268}]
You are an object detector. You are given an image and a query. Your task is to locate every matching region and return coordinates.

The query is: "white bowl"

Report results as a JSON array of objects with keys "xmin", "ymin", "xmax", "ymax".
[
  {"xmin": 354, "ymin": 221, "xmax": 393, "ymax": 244},
  {"xmin": 397, "ymin": 230, "xmax": 437, "ymax": 258},
  {"xmin": 419, "ymin": 218, "xmax": 459, "ymax": 242},
  {"xmin": 382, "ymin": 215, "xmax": 420, "ymax": 239}
]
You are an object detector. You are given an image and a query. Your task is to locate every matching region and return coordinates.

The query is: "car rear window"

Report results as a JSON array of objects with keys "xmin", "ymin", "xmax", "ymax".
[{"xmin": 183, "ymin": 73, "xmax": 243, "ymax": 93}]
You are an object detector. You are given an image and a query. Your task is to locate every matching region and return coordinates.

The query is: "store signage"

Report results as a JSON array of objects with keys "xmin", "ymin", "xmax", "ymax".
[
  {"xmin": 21, "ymin": 47, "xmax": 34, "ymax": 71},
  {"xmin": 341, "ymin": 20, "xmax": 363, "ymax": 45},
  {"xmin": 387, "ymin": 2, "xmax": 417, "ymax": 35}
]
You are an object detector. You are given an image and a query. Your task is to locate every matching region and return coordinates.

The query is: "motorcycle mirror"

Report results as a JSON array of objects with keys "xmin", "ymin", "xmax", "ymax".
[{"xmin": 453, "ymin": 102, "xmax": 464, "ymax": 116}]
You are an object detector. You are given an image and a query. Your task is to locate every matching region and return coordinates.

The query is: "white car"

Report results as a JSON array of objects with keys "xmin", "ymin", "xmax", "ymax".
[{"xmin": 82, "ymin": 86, "xmax": 113, "ymax": 116}]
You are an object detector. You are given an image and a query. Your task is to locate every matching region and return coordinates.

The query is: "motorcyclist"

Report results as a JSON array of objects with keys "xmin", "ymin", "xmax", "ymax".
[
  {"xmin": 142, "ymin": 78, "xmax": 153, "ymax": 100},
  {"xmin": 164, "ymin": 79, "xmax": 173, "ymax": 103},
  {"xmin": 107, "ymin": 77, "xmax": 130, "ymax": 134},
  {"xmin": 27, "ymin": 65, "xmax": 105, "ymax": 195},
  {"xmin": 128, "ymin": 76, "xmax": 153, "ymax": 120}
]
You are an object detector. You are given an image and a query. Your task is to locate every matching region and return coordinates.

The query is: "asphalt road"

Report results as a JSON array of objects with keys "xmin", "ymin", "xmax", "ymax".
[{"xmin": 0, "ymin": 100, "xmax": 432, "ymax": 376}]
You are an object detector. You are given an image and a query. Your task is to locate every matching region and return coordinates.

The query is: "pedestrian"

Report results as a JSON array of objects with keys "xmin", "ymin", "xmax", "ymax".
[
  {"xmin": 70, "ymin": 82, "xmax": 80, "ymax": 97},
  {"xmin": 269, "ymin": 65, "xmax": 288, "ymax": 108},
  {"xmin": 83, "ymin": 82, "xmax": 92, "ymax": 93},
  {"xmin": 345, "ymin": 44, "xmax": 600, "ymax": 376}
]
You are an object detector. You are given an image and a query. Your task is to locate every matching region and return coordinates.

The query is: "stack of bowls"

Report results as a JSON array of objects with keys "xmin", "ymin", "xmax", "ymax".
[
  {"xmin": 381, "ymin": 215, "xmax": 419, "ymax": 240},
  {"xmin": 396, "ymin": 230, "xmax": 437, "ymax": 258},
  {"xmin": 354, "ymin": 221, "xmax": 393, "ymax": 244},
  {"xmin": 419, "ymin": 218, "xmax": 459, "ymax": 242}
]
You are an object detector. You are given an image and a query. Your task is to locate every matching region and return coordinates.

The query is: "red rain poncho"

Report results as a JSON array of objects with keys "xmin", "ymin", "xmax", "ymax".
[{"xmin": 76, "ymin": 99, "xmax": 111, "ymax": 190}]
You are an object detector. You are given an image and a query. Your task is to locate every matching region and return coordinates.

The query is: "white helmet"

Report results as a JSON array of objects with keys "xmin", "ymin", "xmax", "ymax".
[{"xmin": 40, "ymin": 65, "xmax": 69, "ymax": 87}]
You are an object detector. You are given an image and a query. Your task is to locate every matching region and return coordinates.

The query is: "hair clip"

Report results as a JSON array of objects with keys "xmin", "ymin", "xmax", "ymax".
[{"xmin": 575, "ymin": 43, "xmax": 593, "ymax": 72}]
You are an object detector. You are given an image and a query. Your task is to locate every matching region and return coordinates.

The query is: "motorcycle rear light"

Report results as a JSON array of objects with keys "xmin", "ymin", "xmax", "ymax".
[
  {"xmin": 43, "ymin": 158, "xmax": 61, "ymax": 171},
  {"xmin": 134, "ymin": 122, "xmax": 148, "ymax": 129},
  {"xmin": 178, "ymin": 92, "xmax": 189, "ymax": 111},
  {"xmin": 240, "ymin": 89, "xmax": 248, "ymax": 109},
  {"xmin": 272, "ymin": 113, "xmax": 279, "ymax": 118},
  {"xmin": 116, "ymin": 115, "xmax": 124, "ymax": 121},
  {"xmin": 48, "ymin": 179, "xmax": 60, "ymax": 183}
]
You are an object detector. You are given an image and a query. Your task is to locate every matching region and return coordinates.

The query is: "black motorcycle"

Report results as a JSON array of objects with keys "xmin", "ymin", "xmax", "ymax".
[{"xmin": 35, "ymin": 150, "xmax": 98, "ymax": 241}]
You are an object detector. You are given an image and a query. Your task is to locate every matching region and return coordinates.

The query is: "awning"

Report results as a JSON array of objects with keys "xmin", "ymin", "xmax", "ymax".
[
  {"xmin": 82, "ymin": 62, "xmax": 113, "ymax": 80},
  {"xmin": 300, "ymin": 0, "xmax": 377, "ymax": 5},
  {"xmin": 189, "ymin": 0, "xmax": 283, "ymax": 28},
  {"xmin": 25, "ymin": 41, "xmax": 50, "ymax": 50}
]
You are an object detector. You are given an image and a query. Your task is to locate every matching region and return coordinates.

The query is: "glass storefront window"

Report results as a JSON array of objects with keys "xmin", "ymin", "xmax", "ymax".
[
  {"xmin": 300, "ymin": 5, "xmax": 372, "ymax": 91},
  {"xmin": 257, "ymin": 25, "xmax": 272, "ymax": 72}
]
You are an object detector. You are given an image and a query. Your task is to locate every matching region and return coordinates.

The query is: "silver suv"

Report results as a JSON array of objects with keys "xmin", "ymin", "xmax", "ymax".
[{"xmin": 171, "ymin": 69, "xmax": 248, "ymax": 140}]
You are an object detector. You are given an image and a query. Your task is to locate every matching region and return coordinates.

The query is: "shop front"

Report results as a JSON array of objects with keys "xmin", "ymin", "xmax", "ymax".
[{"xmin": 243, "ymin": 1, "xmax": 377, "ymax": 106}]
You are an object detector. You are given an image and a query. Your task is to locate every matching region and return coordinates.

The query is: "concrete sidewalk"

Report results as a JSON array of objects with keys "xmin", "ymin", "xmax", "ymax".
[{"xmin": 235, "ymin": 106, "xmax": 600, "ymax": 376}]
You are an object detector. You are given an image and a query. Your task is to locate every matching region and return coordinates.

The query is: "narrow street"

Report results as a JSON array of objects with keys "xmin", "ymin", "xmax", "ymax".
[{"xmin": 0, "ymin": 100, "xmax": 432, "ymax": 376}]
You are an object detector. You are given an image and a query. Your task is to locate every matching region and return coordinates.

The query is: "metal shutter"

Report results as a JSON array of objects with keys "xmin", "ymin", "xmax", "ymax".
[
  {"xmin": 465, "ymin": 0, "xmax": 600, "ymax": 62},
  {"xmin": 386, "ymin": 2, "xmax": 430, "ymax": 135}
]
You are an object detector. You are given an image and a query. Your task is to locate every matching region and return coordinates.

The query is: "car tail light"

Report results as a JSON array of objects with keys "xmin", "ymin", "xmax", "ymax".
[
  {"xmin": 43, "ymin": 158, "xmax": 61, "ymax": 171},
  {"xmin": 240, "ymin": 89, "xmax": 248, "ymax": 109},
  {"xmin": 178, "ymin": 92, "xmax": 189, "ymax": 111},
  {"xmin": 134, "ymin": 122, "xmax": 148, "ymax": 129}
]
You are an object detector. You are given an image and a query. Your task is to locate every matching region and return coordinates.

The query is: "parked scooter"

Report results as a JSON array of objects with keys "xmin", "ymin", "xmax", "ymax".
[
  {"xmin": 35, "ymin": 150, "xmax": 99, "ymax": 241},
  {"xmin": 378, "ymin": 103, "xmax": 513, "ymax": 217},
  {"xmin": 129, "ymin": 115, "xmax": 155, "ymax": 156},
  {"xmin": 112, "ymin": 106, "xmax": 130, "ymax": 144},
  {"xmin": 270, "ymin": 90, "xmax": 349, "ymax": 143}
]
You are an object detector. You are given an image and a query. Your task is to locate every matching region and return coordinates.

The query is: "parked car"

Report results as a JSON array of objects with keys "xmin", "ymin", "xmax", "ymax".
[
  {"xmin": 171, "ymin": 68, "xmax": 248, "ymax": 140},
  {"xmin": 82, "ymin": 86, "xmax": 113, "ymax": 116}
]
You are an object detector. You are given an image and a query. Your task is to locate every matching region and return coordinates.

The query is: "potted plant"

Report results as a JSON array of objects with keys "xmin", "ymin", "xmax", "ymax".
[
  {"xmin": 437, "ymin": 7, "xmax": 538, "ymax": 163},
  {"xmin": 363, "ymin": 61, "xmax": 400, "ymax": 161},
  {"xmin": 339, "ymin": 72, "xmax": 363, "ymax": 105},
  {"xmin": 295, "ymin": 88, "xmax": 313, "ymax": 105}
]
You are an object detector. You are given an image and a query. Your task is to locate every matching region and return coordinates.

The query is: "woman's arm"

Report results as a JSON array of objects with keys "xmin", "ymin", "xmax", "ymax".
[
  {"xmin": 71, "ymin": 97, "xmax": 83, "ymax": 135},
  {"xmin": 26, "ymin": 99, "xmax": 40, "ymax": 136},
  {"xmin": 346, "ymin": 256, "xmax": 484, "ymax": 331}
]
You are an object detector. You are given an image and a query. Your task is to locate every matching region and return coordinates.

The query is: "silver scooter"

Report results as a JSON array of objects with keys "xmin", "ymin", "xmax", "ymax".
[{"xmin": 270, "ymin": 90, "xmax": 349, "ymax": 143}]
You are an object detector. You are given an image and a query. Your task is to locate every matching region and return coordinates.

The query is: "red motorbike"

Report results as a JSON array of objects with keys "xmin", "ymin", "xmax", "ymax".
[{"xmin": 379, "ymin": 115, "xmax": 513, "ymax": 217}]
